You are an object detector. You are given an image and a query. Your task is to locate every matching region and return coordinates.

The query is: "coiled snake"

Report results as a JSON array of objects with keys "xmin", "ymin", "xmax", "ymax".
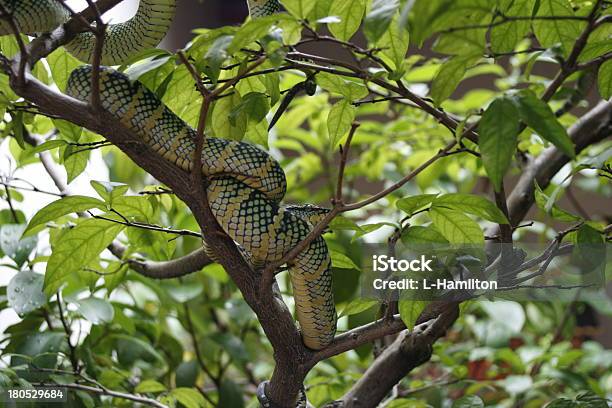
[{"xmin": 0, "ymin": 0, "xmax": 336, "ymax": 354}]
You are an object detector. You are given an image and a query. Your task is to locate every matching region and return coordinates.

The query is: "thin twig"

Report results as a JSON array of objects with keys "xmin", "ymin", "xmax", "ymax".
[
  {"xmin": 88, "ymin": 211, "xmax": 202, "ymax": 237},
  {"xmin": 33, "ymin": 382, "xmax": 168, "ymax": 408},
  {"xmin": 56, "ymin": 293, "xmax": 79, "ymax": 372},
  {"xmin": 335, "ymin": 122, "xmax": 360, "ymax": 202},
  {"xmin": 183, "ymin": 304, "xmax": 220, "ymax": 388}
]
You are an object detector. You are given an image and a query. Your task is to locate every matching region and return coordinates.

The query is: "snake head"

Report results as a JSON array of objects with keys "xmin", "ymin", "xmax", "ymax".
[{"xmin": 285, "ymin": 204, "xmax": 331, "ymax": 230}]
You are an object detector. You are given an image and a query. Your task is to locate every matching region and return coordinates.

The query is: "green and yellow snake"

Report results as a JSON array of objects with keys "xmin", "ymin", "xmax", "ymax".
[{"xmin": 0, "ymin": 0, "xmax": 336, "ymax": 351}]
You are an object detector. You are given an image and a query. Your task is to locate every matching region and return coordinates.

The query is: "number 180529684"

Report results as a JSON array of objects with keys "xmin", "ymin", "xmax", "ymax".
[{"xmin": 3, "ymin": 388, "xmax": 67, "ymax": 402}]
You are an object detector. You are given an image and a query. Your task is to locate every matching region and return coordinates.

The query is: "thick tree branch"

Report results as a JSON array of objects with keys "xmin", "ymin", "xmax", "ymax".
[
  {"xmin": 311, "ymin": 315, "xmax": 405, "ymax": 362},
  {"xmin": 335, "ymin": 305, "xmax": 459, "ymax": 407},
  {"xmin": 107, "ymin": 242, "xmax": 212, "ymax": 279},
  {"xmin": 503, "ymin": 100, "xmax": 611, "ymax": 228}
]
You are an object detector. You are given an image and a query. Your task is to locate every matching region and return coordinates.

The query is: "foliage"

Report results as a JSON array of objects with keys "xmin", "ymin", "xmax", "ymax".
[{"xmin": 0, "ymin": 0, "xmax": 610, "ymax": 406}]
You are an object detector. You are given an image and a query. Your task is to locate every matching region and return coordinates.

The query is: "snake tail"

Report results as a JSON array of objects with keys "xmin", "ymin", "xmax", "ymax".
[
  {"xmin": 0, "ymin": 0, "xmax": 176, "ymax": 66},
  {"xmin": 66, "ymin": 66, "xmax": 336, "ymax": 350}
]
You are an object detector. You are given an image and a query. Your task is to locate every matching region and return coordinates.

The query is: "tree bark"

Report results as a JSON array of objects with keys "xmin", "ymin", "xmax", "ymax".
[
  {"xmin": 337, "ymin": 304, "xmax": 459, "ymax": 407},
  {"xmin": 505, "ymin": 100, "xmax": 611, "ymax": 227}
]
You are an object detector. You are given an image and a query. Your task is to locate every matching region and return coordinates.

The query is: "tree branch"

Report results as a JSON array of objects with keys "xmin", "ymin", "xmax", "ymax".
[
  {"xmin": 34, "ymin": 382, "xmax": 168, "ymax": 408},
  {"xmin": 311, "ymin": 315, "xmax": 405, "ymax": 362},
  {"xmin": 503, "ymin": 100, "xmax": 611, "ymax": 227},
  {"xmin": 107, "ymin": 242, "xmax": 212, "ymax": 279},
  {"xmin": 334, "ymin": 306, "xmax": 459, "ymax": 407}
]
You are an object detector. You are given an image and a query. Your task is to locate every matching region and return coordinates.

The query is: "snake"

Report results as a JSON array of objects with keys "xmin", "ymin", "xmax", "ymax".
[{"xmin": 0, "ymin": 0, "xmax": 337, "ymax": 352}]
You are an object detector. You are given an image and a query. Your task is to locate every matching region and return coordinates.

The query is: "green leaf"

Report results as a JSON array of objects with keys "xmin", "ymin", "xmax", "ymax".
[
  {"xmin": 114, "ymin": 334, "xmax": 165, "ymax": 364},
  {"xmin": 579, "ymin": 40, "xmax": 612, "ymax": 63},
  {"xmin": 533, "ymin": 0, "xmax": 583, "ymax": 57},
  {"xmin": 64, "ymin": 150, "xmax": 88, "ymax": 184},
  {"xmin": 135, "ymin": 379, "xmax": 167, "ymax": 394},
  {"xmin": 212, "ymin": 91, "xmax": 247, "ymax": 141},
  {"xmin": 210, "ymin": 333, "xmax": 249, "ymax": 364},
  {"xmin": 0, "ymin": 224, "xmax": 36, "ymax": 266},
  {"xmin": 245, "ymin": 119, "xmax": 269, "ymax": 148},
  {"xmin": 433, "ymin": 194, "xmax": 509, "ymax": 223},
  {"xmin": 90, "ymin": 181, "xmax": 129, "ymax": 204},
  {"xmin": 10, "ymin": 111, "xmax": 25, "ymax": 149},
  {"xmin": 545, "ymin": 398, "xmax": 579, "ymax": 407},
  {"xmin": 331, "ymin": 250, "xmax": 360, "ymax": 270},
  {"xmin": 571, "ymin": 224, "xmax": 606, "ymax": 274},
  {"xmin": 377, "ymin": 14, "xmax": 409, "ymax": 73},
  {"xmin": 281, "ymin": 0, "xmax": 315, "ymax": 18},
  {"xmin": 327, "ymin": 100, "xmax": 356, "ymax": 147},
  {"xmin": 513, "ymin": 89, "xmax": 575, "ymax": 158},
  {"xmin": 228, "ymin": 15, "xmax": 278, "ymax": 54},
  {"xmin": 478, "ymin": 97, "xmax": 519, "ymax": 190},
  {"xmin": 219, "ymin": 380, "xmax": 244, "ymax": 408},
  {"xmin": 47, "ymin": 48, "xmax": 81, "ymax": 91},
  {"xmin": 259, "ymin": 72, "xmax": 281, "ymax": 106},
  {"xmin": 490, "ymin": 0, "xmax": 532, "ymax": 53},
  {"xmin": 399, "ymin": 300, "xmax": 428, "ymax": 330},
  {"xmin": 44, "ymin": 219, "xmax": 124, "ymax": 295},
  {"xmin": 119, "ymin": 49, "xmax": 171, "ymax": 71},
  {"xmin": 8, "ymin": 271, "xmax": 46, "ymax": 315},
  {"xmin": 401, "ymin": 226, "xmax": 448, "ymax": 245},
  {"xmin": 597, "ymin": 59, "xmax": 612, "ymax": 99},
  {"xmin": 26, "ymin": 140, "xmax": 67, "ymax": 155},
  {"xmin": 232, "ymin": 92, "xmax": 270, "ymax": 124},
  {"xmin": 161, "ymin": 65, "xmax": 202, "ymax": 127},
  {"xmin": 364, "ymin": 0, "xmax": 399, "ymax": 43},
  {"xmin": 124, "ymin": 56, "xmax": 172, "ymax": 82},
  {"xmin": 317, "ymin": 72, "xmax": 369, "ymax": 100},
  {"xmin": 175, "ymin": 360, "xmax": 199, "ymax": 388},
  {"xmin": 170, "ymin": 388, "xmax": 207, "ymax": 408},
  {"xmin": 534, "ymin": 183, "xmax": 580, "ymax": 222},
  {"xmin": 112, "ymin": 196, "xmax": 153, "ymax": 222},
  {"xmin": 452, "ymin": 395, "xmax": 484, "ymax": 408},
  {"xmin": 352, "ymin": 222, "xmax": 396, "ymax": 241},
  {"xmin": 75, "ymin": 297, "xmax": 114, "ymax": 324},
  {"xmin": 201, "ymin": 35, "xmax": 233, "ymax": 85},
  {"xmin": 328, "ymin": 0, "xmax": 367, "ymax": 41},
  {"xmin": 330, "ymin": 215, "xmax": 362, "ymax": 231},
  {"xmin": 430, "ymin": 55, "xmax": 478, "ymax": 105},
  {"xmin": 15, "ymin": 331, "xmax": 64, "ymax": 360},
  {"xmin": 405, "ymin": 0, "xmax": 453, "ymax": 46},
  {"xmin": 396, "ymin": 194, "xmax": 437, "ymax": 215},
  {"xmin": 429, "ymin": 207, "xmax": 484, "ymax": 244},
  {"xmin": 202, "ymin": 263, "xmax": 230, "ymax": 283},
  {"xmin": 53, "ymin": 119, "xmax": 82, "ymax": 143},
  {"xmin": 339, "ymin": 299, "xmax": 378, "ymax": 317},
  {"xmin": 24, "ymin": 196, "xmax": 105, "ymax": 235}
]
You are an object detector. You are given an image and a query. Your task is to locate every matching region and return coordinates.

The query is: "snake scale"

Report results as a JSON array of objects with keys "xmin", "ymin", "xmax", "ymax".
[{"xmin": 0, "ymin": 0, "xmax": 336, "ymax": 351}]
